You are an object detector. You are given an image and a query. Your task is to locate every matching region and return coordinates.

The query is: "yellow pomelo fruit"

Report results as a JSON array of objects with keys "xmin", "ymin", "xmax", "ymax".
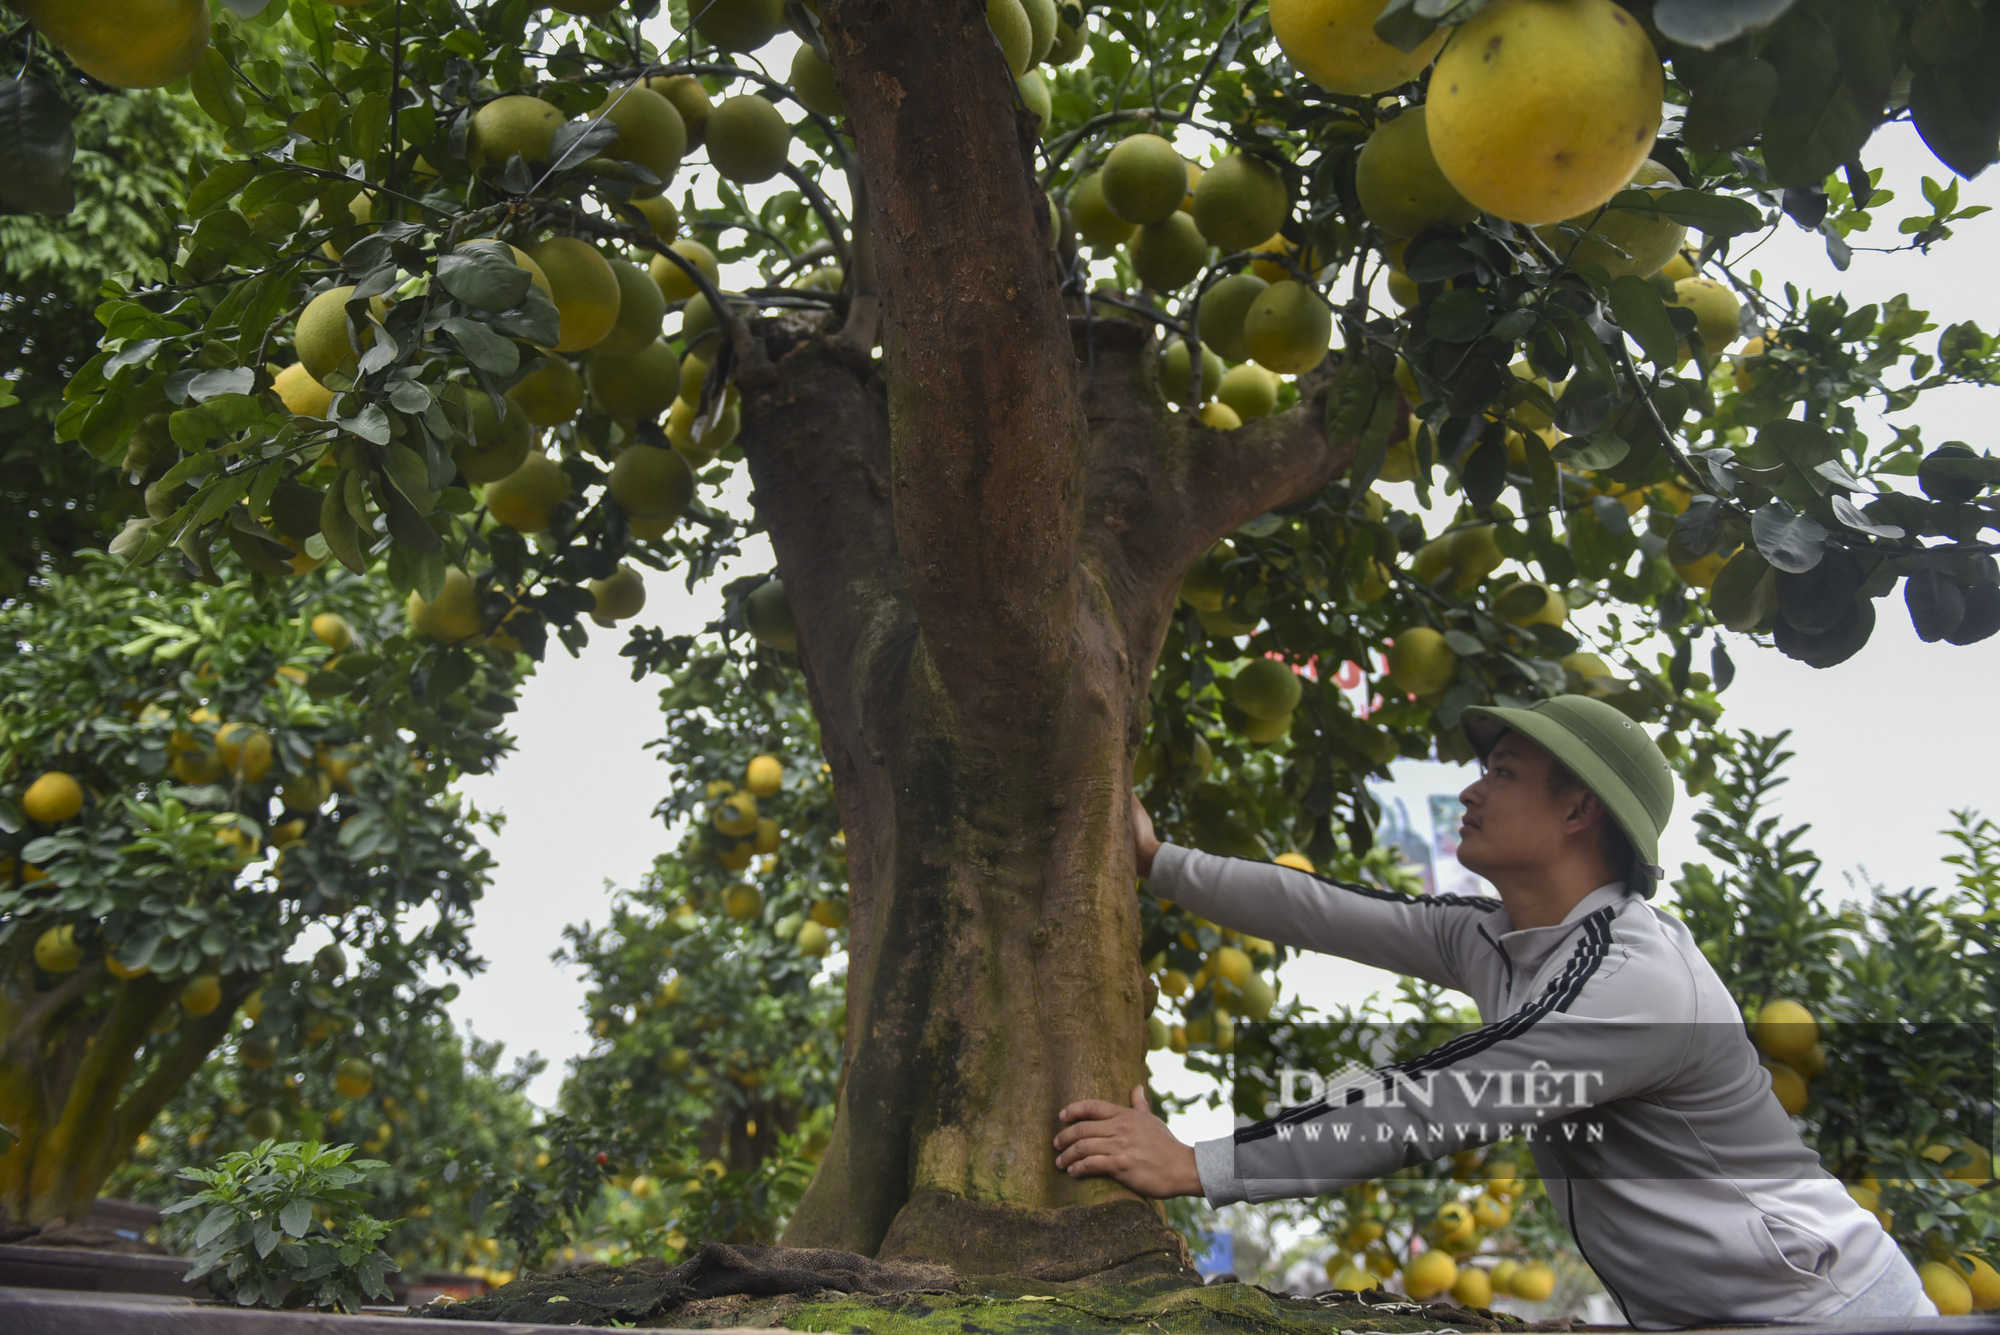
[
  {"xmin": 608, "ymin": 442, "xmax": 695, "ymax": 524},
  {"xmin": 296, "ymin": 287, "xmax": 386, "ymax": 385},
  {"xmin": 1427, "ymin": 0, "xmax": 1663, "ymax": 225},
  {"xmin": 1952, "ymin": 1255, "xmax": 2000, "ymax": 1310},
  {"xmin": 1248, "ymin": 232, "xmax": 1321, "ymax": 283},
  {"xmin": 1387, "ymin": 270, "xmax": 1419, "ymax": 308},
  {"xmin": 408, "ymin": 567, "xmax": 485, "ymax": 644},
  {"xmin": 1199, "ymin": 401, "xmax": 1242, "ymax": 430},
  {"xmin": 1016, "ymin": 69, "xmax": 1052, "ymax": 135},
  {"xmin": 1159, "ymin": 339, "xmax": 1223, "ymax": 405},
  {"xmin": 797, "ymin": 920, "xmax": 832, "ymax": 956},
  {"xmin": 1920, "ymin": 1261, "xmax": 1973, "ymax": 1316},
  {"xmin": 746, "ymin": 755, "xmax": 783, "ymax": 797},
  {"xmin": 311, "ymin": 613, "xmax": 355, "ymax": 650},
  {"xmin": 692, "ymin": 0, "xmax": 784, "ymax": 52},
  {"xmin": 588, "ymin": 338, "xmax": 679, "ymax": 421},
  {"xmin": 810, "ymin": 897, "xmax": 847, "ymax": 928},
  {"xmin": 1049, "ymin": 16, "xmax": 1087, "ymax": 64},
  {"xmin": 986, "ymin": 0, "xmax": 1034, "ymax": 76},
  {"xmin": 646, "ymin": 75, "xmax": 713, "ymax": 148},
  {"xmin": 274, "ymin": 364, "xmax": 334, "ymax": 418},
  {"xmin": 1243, "ymin": 280, "xmax": 1331, "ymax": 376},
  {"xmin": 1561, "ymin": 651, "xmax": 1615, "ymax": 683},
  {"xmin": 1403, "ymin": 1249, "xmax": 1458, "ymax": 1299},
  {"xmin": 104, "ymin": 950, "xmax": 148, "ymax": 980},
  {"xmin": 1388, "ymin": 626, "xmax": 1456, "ymax": 694},
  {"xmin": 1538, "ymin": 159, "xmax": 1685, "ymax": 278},
  {"xmin": 1356, "ymin": 106, "xmax": 1478, "ymax": 238},
  {"xmin": 1070, "ymin": 172, "xmax": 1136, "ymax": 248},
  {"xmin": 508, "ymin": 356, "xmax": 585, "ymax": 427},
  {"xmin": 1218, "ymin": 362, "xmax": 1280, "ymax": 420},
  {"xmin": 470, "ymin": 95, "xmax": 566, "ymax": 169},
  {"xmin": 1447, "ymin": 524, "xmax": 1504, "ymax": 590},
  {"xmin": 589, "ymin": 564, "xmax": 647, "ymax": 626},
  {"xmin": 1451, "ymin": 1267, "xmax": 1493, "ymax": 1308},
  {"xmin": 592, "ymin": 84, "xmax": 686, "ymax": 193},
  {"xmin": 1330, "ymin": 1263, "xmax": 1378, "ymax": 1291},
  {"xmin": 1494, "ymin": 578, "xmax": 1566, "ymax": 627},
  {"xmin": 1509, "ymin": 1261, "xmax": 1555, "ymax": 1302},
  {"xmin": 1673, "ymin": 548, "xmax": 1731, "ymax": 589},
  {"xmin": 530, "ymin": 238, "xmax": 622, "ymax": 353},
  {"xmin": 281, "ymin": 772, "xmax": 332, "ymax": 813},
  {"xmin": 20, "ymin": 0, "xmax": 210, "ymax": 89},
  {"xmin": 1671, "ymin": 277, "xmax": 1742, "ymax": 354},
  {"xmin": 1753, "ymin": 998, "xmax": 1818, "ymax": 1065},
  {"xmin": 1269, "ymin": 0, "xmax": 1445, "ymax": 95},
  {"xmin": 1473, "ymin": 1192, "xmax": 1512, "ymax": 1228},
  {"xmin": 1231, "ymin": 658, "xmax": 1302, "ymax": 718},
  {"xmin": 723, "ymin": 883, "xmax": 765, "ymax": 921},
  {"xmin": 622, "ymin": 193, "xmax": 680, "ymax": 237},
  {"xmin": 485, "ymin": 451, "xmax": 572, "ymax": 532},
  {"xmin": 1130, "ymin": 213, "xmax": 1210, "ymax": 291},
  {"xmin": 679, "ymin": 353, "xmax": 710, "ymax": 404},
  {"xmin": 790, "ymin": 45, "xmax": 845, "ymax": 118},
  {"xmin": 1488, "ymin": 1259, "xmax": 1520, "ymax": 1293},
  {"xmin": 1195, "ymin": 272, "xmax": 1267, "ymax": 362},
  {"xmin": 454, "ymin": 389, "xmax": 535, "ymax": 484},
  {"xmin": 706, "ymin": 95, "xmax": 792, "ymax": 184},
  {"xmin": 668, "ymin": 395, "xmax": 741, "ymax": 465},
  {"xmin": 1190, "ymin": 153, "xmax": 1289, "ymax": 251},
  {"xmin": 744, "ymin": 579, "xmax": 798, "ymax": 652},
  {"xmin": 335, "ymin": 1057, "xmax": 375, "ymax": 1100},
  {"xmin": 34, "ymin": 925, "xmax": 81, "ymax": 973},
  {"xmin": 1019, "ymin": 0, "xmax": 1057, "ymax": 61},
  {"xmin": 1354, "ymin": 559, "xmax": 1391, "ymax": 602},
  {"xmin": 1101, "ymin": 134, "xmax": 1189, "ymax": 225},
  {"xmin": 24, "ymin": 770, "xmax": 85, "ymax": 823},
  {"xmin": 180, "ymin": 974, "xmax": 223, "ymax": 1016},
  {"xmin": 1763, "ymin": 1059, "xmax": 1808, "ymax": 1114},
  {"xmin": 650, "ymin": 238, "xmax": 721, "ymax": 304},
  {"xmin": 1661, "ymin": 249, "xmax": 1697, "ymax": 282}
]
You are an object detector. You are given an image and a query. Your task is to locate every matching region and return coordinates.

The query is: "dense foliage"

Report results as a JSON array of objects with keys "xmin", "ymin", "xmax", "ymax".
[{"xmin": 0, "ymin": 555, "xmax": 516, "ymax": 1225}]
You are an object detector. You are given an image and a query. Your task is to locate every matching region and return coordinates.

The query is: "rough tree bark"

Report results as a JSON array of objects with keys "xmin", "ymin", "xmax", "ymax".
[{"xmin": 729, "ymin": 0, "xmax": 1355, "ymax": 1279}]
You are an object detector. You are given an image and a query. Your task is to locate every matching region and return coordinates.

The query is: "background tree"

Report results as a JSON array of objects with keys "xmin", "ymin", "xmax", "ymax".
[
  {"xmin": 13, "ymin": 0, "xmax": 2000, "ymax": 1277},
  {"xmin": 0, "ymin": 555, "xmax": 517, "ymax": 1229}
]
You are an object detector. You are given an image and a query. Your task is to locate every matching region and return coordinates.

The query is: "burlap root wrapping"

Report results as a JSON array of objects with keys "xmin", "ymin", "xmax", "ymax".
[{"xmin": 420, "ymin": 1241, "xmax": 961, "ymax": 1325}]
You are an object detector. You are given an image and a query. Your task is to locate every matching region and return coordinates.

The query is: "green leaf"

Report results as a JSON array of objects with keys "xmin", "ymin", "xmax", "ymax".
[
  {"xmin": 187, "ymin": 161, "xmax": 257, "ymax": 219},
  {"xmin": 442, "ymin": 317, "xmax": 521, "ymax": 376},
  {"xmin": 0, "ymin": 76, "xmax": 77, "ymax": 217},
  {"xmin": 190, "ymin": 49, "xmax": 246, "ymax": 129},
  {"xmin": 320, "ymin": 470, "xmax": 368, "ymax": 574},
  {"xmin": 438, "ymin": 243, "xmax": 533, "ymax": 313},
  {"xmin": 1647, "ymin": 189, "xmax": 1767, "ymax": 237},
  {"xmin": 1654, "ymin": 0, "xmax": 1798, "ymax": 52},
  {"xmin": 1910, "ymin": 57, "xmax": 2000, "ymax": 181},
  {"xmin": 1608, "ymin": 276, "xmax": 1680, "ymax": 367},
  {"xmin": 1710, "ymin": 546, "xmax": 1778, "ymax": 631},
  {"xmin": 1750, "ymin": 499, "xmax": 1828, "ymax": 573}
]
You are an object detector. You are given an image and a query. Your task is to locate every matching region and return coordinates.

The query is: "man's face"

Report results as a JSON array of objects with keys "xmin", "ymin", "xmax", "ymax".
[{"xmin": 1456, "ymin": 731, "xmax": 1573, "ymax": 880}]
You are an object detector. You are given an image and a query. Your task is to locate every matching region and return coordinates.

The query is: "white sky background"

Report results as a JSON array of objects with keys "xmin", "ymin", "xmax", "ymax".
[{"xmin": 435, "ymin": 20, "xmax": 2000, "ymax": 1136}]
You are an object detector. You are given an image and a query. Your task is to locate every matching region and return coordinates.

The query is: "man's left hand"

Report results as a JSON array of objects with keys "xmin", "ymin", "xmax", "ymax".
[{"xmin": 1054, "ymin": 1085, "xmax": 1203, "ymax": 1198}]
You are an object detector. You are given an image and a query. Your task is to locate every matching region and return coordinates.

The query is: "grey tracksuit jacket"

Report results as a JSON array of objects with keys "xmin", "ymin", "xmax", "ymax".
[{"xmin": 1153, "ymin": 844, "xmax": 1930, "ymax": 1328}]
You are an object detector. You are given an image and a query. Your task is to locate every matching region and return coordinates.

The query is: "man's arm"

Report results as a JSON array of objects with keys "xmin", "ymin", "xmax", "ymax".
[{"xmin": 1144, "ymin": 823, "xmax": 1496, "ymax": 991}]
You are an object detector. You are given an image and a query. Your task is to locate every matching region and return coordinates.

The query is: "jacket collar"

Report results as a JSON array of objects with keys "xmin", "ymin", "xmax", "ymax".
[{"xmin": 1486, "ymin": 881, "xmax": 1630, "ymax": 972}]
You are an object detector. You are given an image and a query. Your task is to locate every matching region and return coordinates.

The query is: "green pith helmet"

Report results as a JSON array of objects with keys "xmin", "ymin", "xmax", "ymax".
[{"xmin": 1460, "ymin": 695, "xmax": 1675, "ymax": 893}]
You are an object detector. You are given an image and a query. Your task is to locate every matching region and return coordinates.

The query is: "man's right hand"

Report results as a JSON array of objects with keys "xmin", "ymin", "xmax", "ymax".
[{"xmin": 1131, "ymin": 794, "xmax": 1161, "ymax": 877}]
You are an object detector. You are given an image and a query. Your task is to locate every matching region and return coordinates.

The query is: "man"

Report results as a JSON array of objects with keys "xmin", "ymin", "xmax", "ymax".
[{"xmin": 1053, "ymin": 695, "xmax": 1931, "ymax": 1327}]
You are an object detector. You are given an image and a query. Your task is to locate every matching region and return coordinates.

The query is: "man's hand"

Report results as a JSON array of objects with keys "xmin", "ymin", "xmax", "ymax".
[
  {"xmin": 1053, "ymin": 1085, "xmax": 1202, "ymax": 1198},
  {"xmin": 1132, "ymin": 794, "xmax": 1161, "ymax": 877}
]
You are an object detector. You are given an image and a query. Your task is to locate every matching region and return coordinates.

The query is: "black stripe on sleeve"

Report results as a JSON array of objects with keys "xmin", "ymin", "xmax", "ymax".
[{"xmin": 1232, "ymin": 906, "xmax": 1615, "ymax": 1146}]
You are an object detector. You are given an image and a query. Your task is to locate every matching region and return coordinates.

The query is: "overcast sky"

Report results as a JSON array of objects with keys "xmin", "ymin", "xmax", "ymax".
[{"xmin": 433, "ymin": 33, "xmax": 2000, "ymax": 1134}]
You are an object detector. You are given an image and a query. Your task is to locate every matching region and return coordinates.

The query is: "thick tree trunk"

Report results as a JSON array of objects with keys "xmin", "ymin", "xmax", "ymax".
[
  {"xmin": 733, "ymin": 0, "xmax": 1354, "ymax": 1279},
  {"xmin": 0, "ymin": 970, "xmax": 254, "ymax": 1226}
]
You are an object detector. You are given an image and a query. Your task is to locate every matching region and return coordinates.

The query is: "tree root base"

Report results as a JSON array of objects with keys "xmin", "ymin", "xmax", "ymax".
[{"xmin": 876, "ymin": 1192, "xmax": 1192, "ymax": 1282}]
